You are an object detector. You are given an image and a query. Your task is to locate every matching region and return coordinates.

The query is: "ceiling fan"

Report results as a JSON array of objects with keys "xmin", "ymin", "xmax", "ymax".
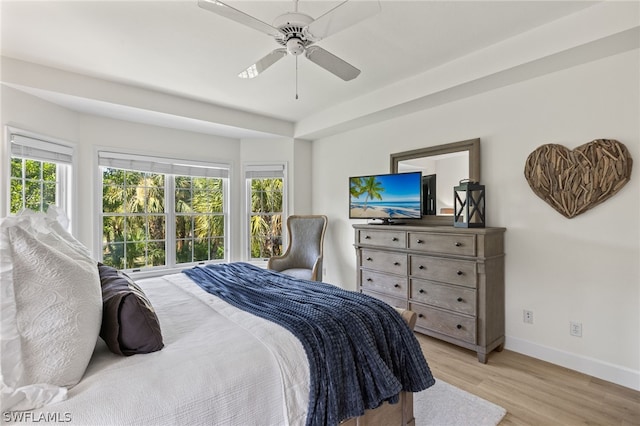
[{"xmin": 197, "ymin": 0, "xmax": 381, "ymax": 82}]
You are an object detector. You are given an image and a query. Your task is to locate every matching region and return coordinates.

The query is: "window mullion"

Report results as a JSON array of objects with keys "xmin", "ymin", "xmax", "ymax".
[
  {"xmin": 21, "ymin": 159, "xmax": 26, "ymax": 211},
  {"xmin": 166, "ymin": 175, "xmax": 176, "ymax": 268},
  {"xmin": 39, "ymin": 161, "xmax": 44, "ymax": 211},
  {"xmin": 245, "ymin": 178, "xmax": 252, "ymax": 260}
]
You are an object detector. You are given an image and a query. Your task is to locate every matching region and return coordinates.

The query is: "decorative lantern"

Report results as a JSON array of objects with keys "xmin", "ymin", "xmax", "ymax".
[{"xmin": 454, "ymin": 179, "xmax": 486, "ymax": 228}]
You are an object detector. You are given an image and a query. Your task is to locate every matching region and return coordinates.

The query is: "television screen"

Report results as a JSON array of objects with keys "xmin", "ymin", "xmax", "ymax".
[{"xmin": 349, "ymin": 172, "xmax": 422, "ymax": 223}]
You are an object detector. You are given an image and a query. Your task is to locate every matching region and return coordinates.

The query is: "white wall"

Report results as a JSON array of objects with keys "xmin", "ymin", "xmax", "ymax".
[
  {"xmin": 312, "ymin": 49, "xmax": 640, "ymax": 390},
  {"xmin": 291, "ymin": 139, "xmax": 313, "ymax": 215}
]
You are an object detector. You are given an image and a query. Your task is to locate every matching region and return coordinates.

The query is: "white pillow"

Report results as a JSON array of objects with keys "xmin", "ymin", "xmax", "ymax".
[{"xmin": 0, "ymin": 208, "xmax": 102, "ymax": 411}]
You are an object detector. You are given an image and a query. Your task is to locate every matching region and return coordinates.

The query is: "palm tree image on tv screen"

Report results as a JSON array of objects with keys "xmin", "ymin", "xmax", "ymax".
[{"xmin": 349, "ymin": 172, "xmax": 422, "ymax": 221}]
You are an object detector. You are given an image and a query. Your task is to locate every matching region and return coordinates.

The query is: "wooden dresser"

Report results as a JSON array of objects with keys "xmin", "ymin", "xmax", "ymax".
[{"xmin": 353, "ymin": 224, "xmax": 505, "ymax": 363}]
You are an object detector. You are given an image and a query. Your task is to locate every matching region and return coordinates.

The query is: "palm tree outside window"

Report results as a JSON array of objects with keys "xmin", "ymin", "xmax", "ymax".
[
  {"xmin": 245, "ymin": 163, "xmax": 286, "ymax": 261},
  {"xmin": 99, "ymin": 151, "xmax": 229, "ymax": 272}
]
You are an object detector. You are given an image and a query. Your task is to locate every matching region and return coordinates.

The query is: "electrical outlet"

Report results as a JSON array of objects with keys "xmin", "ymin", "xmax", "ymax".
[
  {"xmin": 570, "ymin": 321, "xmax": 582, "ymax": 337},
  {"xmin": 523, "ymin": 310, "xmax": 533, "ymax": 324}
]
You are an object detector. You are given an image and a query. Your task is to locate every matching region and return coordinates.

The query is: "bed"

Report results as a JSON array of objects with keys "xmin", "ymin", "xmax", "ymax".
[{"xmin": 1, "ymin": 209, "xmax": 435, "ymax": 425}]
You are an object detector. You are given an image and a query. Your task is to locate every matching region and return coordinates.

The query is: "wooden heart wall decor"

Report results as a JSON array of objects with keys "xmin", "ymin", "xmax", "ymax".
[{"xmin": 524, "ymin": 139, "xmax": 633, "ymax": 218}]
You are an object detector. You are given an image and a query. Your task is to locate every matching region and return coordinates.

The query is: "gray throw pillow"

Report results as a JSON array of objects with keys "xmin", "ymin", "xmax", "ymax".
[{"xmin": 97, "ymin": 263, "xmax": 164, "ymax": 356}]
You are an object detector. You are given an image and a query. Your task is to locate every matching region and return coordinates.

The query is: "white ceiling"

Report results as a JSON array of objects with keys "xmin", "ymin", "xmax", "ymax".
[{"xmin": 1, "ymin": 0, "xmax": 601, "ymax": 137}]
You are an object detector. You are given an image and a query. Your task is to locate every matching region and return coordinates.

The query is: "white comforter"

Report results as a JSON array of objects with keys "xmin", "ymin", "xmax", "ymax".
[{"xmin": 12, "ymin": 273, "xmax": 310, "ymax": 425}]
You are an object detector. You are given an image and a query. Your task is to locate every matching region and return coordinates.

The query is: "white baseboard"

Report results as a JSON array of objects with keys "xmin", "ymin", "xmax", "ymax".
[{"xmin": 505, "ymin": 336, "xmax": 640, "ymax": 391}]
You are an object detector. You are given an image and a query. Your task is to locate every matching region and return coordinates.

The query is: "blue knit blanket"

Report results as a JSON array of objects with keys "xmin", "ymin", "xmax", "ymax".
[{"xmin": 183, "ymin": 262, "xmax": 435, "ymax": 426}]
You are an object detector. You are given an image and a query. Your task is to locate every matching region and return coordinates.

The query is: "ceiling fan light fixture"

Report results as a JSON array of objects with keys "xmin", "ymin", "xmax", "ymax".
[{"xmin": 286, "ymin": 38, "xmax": 305, "ymax": 56}]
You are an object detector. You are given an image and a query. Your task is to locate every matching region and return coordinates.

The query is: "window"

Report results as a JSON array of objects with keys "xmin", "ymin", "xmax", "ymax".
[
  {"xmin": 99, "ymin": 151, "xmax": 229, "ymax": 271},
  {"xmin": 245, "ymin": 164, "xmax": 286, "ymax": 261},
  {"xmin": 175, "ymin": 175, "xmax": 226, "ymax": 264},
  {"xmin": 8, "ymin": 133, "xmax": 73, "ymax": 222}
]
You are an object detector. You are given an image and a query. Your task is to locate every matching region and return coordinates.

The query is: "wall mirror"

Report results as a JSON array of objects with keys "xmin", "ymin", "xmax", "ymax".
[{"xmin": 390, "ymin": 138, "xmax": 480, "ymax": 225}]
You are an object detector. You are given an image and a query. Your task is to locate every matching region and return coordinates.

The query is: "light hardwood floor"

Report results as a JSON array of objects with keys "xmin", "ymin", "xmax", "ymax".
[{"xmin": 415, "ymin": 334, "xmax": 640, "ymax": 425}]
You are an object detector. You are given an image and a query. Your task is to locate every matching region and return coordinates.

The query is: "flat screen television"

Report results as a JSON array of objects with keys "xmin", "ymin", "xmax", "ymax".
[{"xmin": 349, "ymin": 171, "xmax": 422, "ymax": 225}]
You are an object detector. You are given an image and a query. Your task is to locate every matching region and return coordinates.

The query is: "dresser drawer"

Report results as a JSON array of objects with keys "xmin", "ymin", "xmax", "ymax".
[
  {"xmin": 410, "ymin": 304, "xmax": 476, "ymax": 344},
  {"xmin": 361, "ymin": 289, "xmax": 408, "ymax": 310},
  {"xmin": 407, "ymin": 232, "xmax": 476, "ymax": 256},
  {"xmin": 409, "ymin": 255, "xmax": 476, "ymax": 288},
  {"xmin": 410, "ymin": 279, "xmax": 476, "ymax": 316},
  {"xmin": 357, "ymin": 229, "xmax": 406, "ymax": 249},
  {"xmin": 360, "ymin": 249, "xmax": 407, "ymax": 275},
  {"xmin": 360, "ymin": 269, "xmax": 407, "ymax": 299}
]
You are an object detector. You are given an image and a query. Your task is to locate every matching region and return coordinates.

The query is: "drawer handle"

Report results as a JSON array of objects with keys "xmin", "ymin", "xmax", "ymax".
[
  {"xmin": 418, "ymin": 265, "xmax": 425, "ymax": 270},
  {"xmin": 455, "ymin": 242, "xmax": 462, "ymax": 247},
  {"xmin": 392, "ymin": 237, "xmax": 398, "ymax": 241},
  {"xmin": 365, "ymin": 235, "xmax": 371, "ymax": 239},
  {"xmin": 416, "ymin": 239, "xmax": 424, "ymax": 244},
  {"xmin": 393, "ymin": 262, "xmax": 400, "ymax": 266},
  {"xmin": 457, "ymin": 297, "xmax": 463, "ymax": 302},
  {"xmin": 418, "ymin": 314, "xmax": 424, "ymax": 318},
  {"xmin": 366, "ymin": 257, "xmax": 373, "ymax": 261},
  {"xmin": 366, "ymin": 278, "xmax": 373, "ymax": 282},
  {"xmin": 456, "ymin": 324, "xmax": 463, "ymax": 330},
  {"xmin": 394, "ymin": 284, "xmax": 400, "ymax": 288},
  {"xmin": 419, "ymin": 289, "xmax": 425, "ymax": 294},
  {"xmin": 456, "ymin": 270, "xmax": 463, "ymax": 276}
]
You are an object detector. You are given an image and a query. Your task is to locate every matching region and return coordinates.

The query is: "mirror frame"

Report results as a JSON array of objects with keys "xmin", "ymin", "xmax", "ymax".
[{"xmin": 390, "ymin": 138, "xmax": 481, "ymax": 226}]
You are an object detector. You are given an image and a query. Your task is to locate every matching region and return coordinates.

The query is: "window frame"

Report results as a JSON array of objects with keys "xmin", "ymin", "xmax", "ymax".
[
  {"xmin": 3, "ymin": 127, "xmax": 75, "ymax": 232},
  {"xmin": 244, "ymin": 162, "xmax": 287, "ymax": 262},
  {"xmin": 96, "ymin": 149, "xmax": 230, "ymax": 274}
]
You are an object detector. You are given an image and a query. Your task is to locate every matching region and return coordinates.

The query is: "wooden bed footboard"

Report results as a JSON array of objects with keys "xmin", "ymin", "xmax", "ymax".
[
  {"xmin": 340, "ymin": 391, "xmax": 415, "ymax": 426},
  {"xmin": 340, "ymin": 308, "xmax": 418, "ymax": 426}
]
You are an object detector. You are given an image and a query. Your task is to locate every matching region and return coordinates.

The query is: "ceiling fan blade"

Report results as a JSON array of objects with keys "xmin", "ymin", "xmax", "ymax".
[
  {"xmin": 238, "ymin": 48, "xmax": 288, "ymax": 79},
  {"xmin": 305, "ymin": 46, "xmax": 361, "ymax": 81},
  {"xmin": 198, "ymin": 0, "xmax": 282, "ymax": 38},
  {"xmin": 305, "ymin": 0, "xmax": 381, "ymax": 41}
]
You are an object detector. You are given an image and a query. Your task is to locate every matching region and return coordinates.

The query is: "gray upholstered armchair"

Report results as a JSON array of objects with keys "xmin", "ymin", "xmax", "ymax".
[{"xmin": 267, "ymin": 215, "xmax": 328, "ymax": 281}]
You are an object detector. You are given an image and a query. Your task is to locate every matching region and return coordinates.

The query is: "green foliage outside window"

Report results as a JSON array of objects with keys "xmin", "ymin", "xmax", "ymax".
[
  {"xmin": 102, "ymin": 169, "xmax": 166, "ymax": 269},
  {"xmin": 250, "ymin": 178, "xmax": 283, "ymax": 259},
  {"xmin": 10, "ymin": 158, "xmax": 58, "ymax": 214},
  {"xmin": 11, "ymin": 159, "xmax": 279, "ymax": 268},
  {"xmin": 175, "ymin": 176, "xmax": 225, "ymax": 264},
  {"xmin": 101, "ymin": 168, "xmax": 225, "ymax": 270}
]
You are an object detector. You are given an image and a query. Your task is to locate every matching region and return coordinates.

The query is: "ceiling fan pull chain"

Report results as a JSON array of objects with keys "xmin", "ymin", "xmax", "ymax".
[{"xmin": 295, "ymin": 56, "xmax": 299, "ymax": 100}]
